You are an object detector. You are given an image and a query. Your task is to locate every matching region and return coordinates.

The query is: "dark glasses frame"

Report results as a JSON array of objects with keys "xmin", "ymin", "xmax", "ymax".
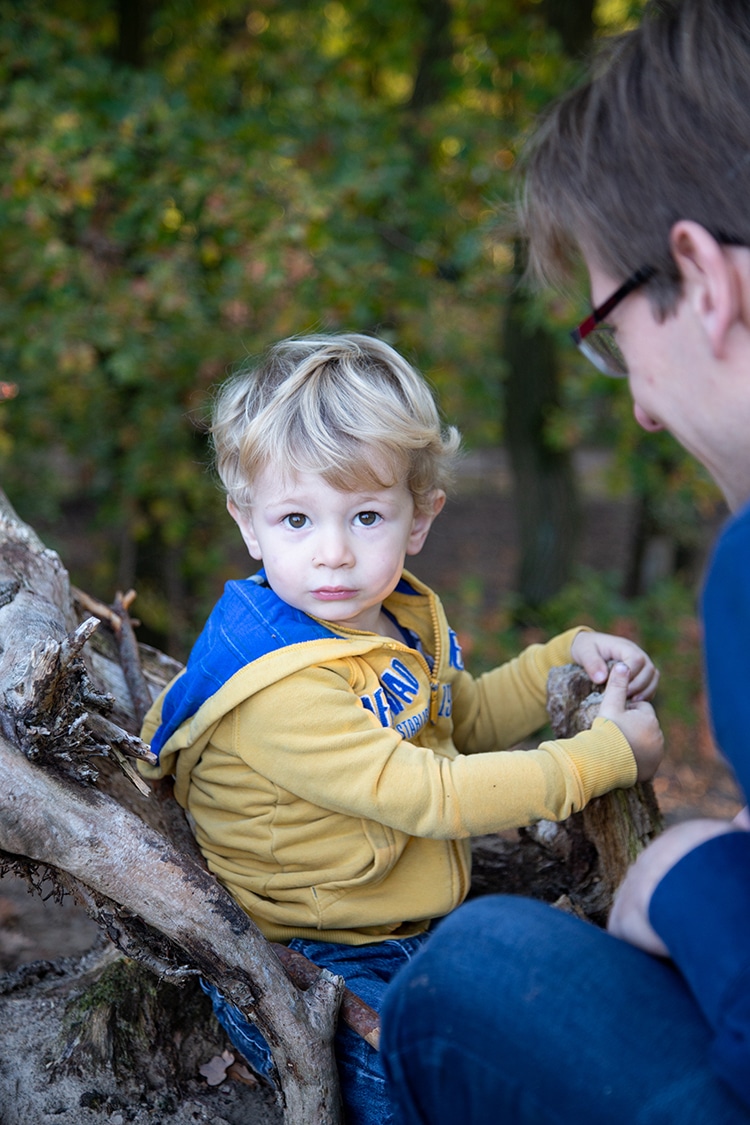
[
  {"xmin": 571, "ymin": 232, "xmax": 747, "ymax": 376},
  {"xmin": 570, "ymin": 265, "xmax": 657, "ymax": 351}
]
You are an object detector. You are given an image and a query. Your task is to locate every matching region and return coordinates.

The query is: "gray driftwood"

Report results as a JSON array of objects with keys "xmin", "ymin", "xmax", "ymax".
[{"xmin": 0, "ymin": 488, "xmax": 344, "ymax": 1125}]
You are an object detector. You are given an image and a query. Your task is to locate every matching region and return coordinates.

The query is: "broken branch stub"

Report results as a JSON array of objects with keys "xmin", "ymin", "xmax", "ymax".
[
  {"xmin": 470, "ymin": 663, "xmax": 662, "ymax": 925},
  {"xmin": 544, "ymin": 662, "xmax": 663, "ymax": 921}
]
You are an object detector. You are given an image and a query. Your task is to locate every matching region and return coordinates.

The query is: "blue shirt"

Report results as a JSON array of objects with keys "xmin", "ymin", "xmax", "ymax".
[{"xmin": 650, "ymin": 501, "xmax": 750, "ymax": 1109}]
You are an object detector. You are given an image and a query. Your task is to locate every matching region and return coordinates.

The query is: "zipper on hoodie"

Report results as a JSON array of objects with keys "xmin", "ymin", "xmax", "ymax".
[{"xmin": 322, "ymin": 585, "xmax": 445, "ymax": 723}]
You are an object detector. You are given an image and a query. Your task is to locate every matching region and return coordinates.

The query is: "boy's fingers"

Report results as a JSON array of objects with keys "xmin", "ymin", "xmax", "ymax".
[
  {"xmin": 629, "ymin": 666, "xmax": 659, "ymax": 701},
  {"xmin": 576, "ymin": 641, "xmax": 608, "ymax": 684},
  {"xmin": 588, "ymin": 659, "xmax": 608, "ymax": 685},
  {"xmin": 600, "ymin": 661, "xmax": 630, "ymax": 715}
]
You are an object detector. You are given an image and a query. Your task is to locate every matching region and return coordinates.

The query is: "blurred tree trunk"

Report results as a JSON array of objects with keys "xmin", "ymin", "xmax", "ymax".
[
  {"xmin": 504, "ymin": 254, "xmax": 580, "ymax": 609},
  {"xmin": 541, "ymin": 0, "xmax": 596, "ymax": 57},
  {"xmin": 116, "ymin": 0, "xmax": 153, "ymax": 67},
  {"xmin": 621, "ymin": 441, "xmax": 716, "ymax": 597},
  {"xmin": 502, "ymin": 0, "xmax": 595, "ymax": 610},
  {"xmin": 407, "ymin": 0, "xmax": 454, "ymax": 113}
]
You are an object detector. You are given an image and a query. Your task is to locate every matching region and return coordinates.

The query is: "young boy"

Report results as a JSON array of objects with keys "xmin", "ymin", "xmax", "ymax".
[{"xmin": 140, "ymin": 333, "xmax": 662, "ymax": 1125}]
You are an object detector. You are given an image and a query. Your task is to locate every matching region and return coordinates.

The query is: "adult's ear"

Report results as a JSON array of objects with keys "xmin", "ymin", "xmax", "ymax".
[
  {"xmin": 669, "ymin": 220, "xmax": 743, "ymax": 359},
  {"xmin": 227, "ymin": 497, "xmax": 263, "ymax": 560},
  {"xmin": 406, "ymin": 490, "xmax": 446, "ymax": 556}
]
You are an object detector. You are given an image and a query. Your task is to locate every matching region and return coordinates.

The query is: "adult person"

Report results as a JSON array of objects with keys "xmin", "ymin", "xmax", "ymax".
[{"xmin": 379, "ymin": 0, "xmax": 750, "ymax": 1121}]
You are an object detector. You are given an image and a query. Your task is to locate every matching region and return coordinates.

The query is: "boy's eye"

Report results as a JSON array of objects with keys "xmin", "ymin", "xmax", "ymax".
[
  {"xmin": 283, "ymin": 513, "xmax": 309, "ymax": 529},
  {"xmin": 355, "ymin": 511, "xmax": 381, "ymax": 527}
]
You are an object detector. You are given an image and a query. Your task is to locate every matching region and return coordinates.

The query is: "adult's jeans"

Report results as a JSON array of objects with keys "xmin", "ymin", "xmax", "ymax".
[
  {"xmin": 203, "ymin": 930, "xmax": 431, "ymax": 1125},
  {"xmin": 380, "ymin": 895, "xmax": 750, "ymax": 1125}
]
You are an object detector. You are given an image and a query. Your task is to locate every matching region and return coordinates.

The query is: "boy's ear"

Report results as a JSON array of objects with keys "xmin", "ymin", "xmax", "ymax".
[
  {"xmin": 227, "ymin": 498, "xmax": 263, "ymax": 561},
  {"xmin": 670, "ymin": 220, "xmax": 743, "ymax": 358},
  {"xmin": 406, "ymin": 490, "xmax": 446, "ymax": 556}
]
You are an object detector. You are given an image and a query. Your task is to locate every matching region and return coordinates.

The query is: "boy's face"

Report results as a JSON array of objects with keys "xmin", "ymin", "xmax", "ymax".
[{"xmin": 229, "ymin": 465, "xmax": 444, "ymax": 635}]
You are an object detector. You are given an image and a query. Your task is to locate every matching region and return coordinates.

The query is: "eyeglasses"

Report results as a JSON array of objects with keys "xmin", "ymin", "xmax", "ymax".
[{"xmin": 571, "ymin": 265, "xmax": 656, "ymax": 378}]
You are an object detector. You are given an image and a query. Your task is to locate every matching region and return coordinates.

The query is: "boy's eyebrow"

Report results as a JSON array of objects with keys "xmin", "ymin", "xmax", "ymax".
[
  {"xmin": 265, "ymin": 483, "xmax": 405, "ymax": 504},
  {"xmin": 259, "ymin": 497, "xmax": 308, "ymax": 511}
]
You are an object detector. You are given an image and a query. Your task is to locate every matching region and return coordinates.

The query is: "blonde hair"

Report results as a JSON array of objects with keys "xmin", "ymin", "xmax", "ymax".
[{"xmin": 212, "ymin": 334, "xmax": 461, "ymax": 515}]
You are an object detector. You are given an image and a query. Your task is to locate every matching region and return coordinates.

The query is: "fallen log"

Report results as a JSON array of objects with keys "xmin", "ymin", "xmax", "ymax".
[{"xmin": 0, "ymin": 488, "xmax": 344, "ymax": 1125}]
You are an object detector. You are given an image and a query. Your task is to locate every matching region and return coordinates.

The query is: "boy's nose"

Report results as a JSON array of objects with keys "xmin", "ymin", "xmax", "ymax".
[{"xmin": 313, "ymin": 529, "xmax": 354, "ymax": 568}]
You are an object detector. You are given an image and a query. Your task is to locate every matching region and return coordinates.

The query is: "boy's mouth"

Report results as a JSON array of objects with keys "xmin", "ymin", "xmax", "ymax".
[{"xmin": 312, "ymin": 587, "xmax": 356, "ymax": 600}]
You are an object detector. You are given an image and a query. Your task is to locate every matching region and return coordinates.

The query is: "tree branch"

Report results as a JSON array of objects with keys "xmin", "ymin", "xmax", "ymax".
[{"xmin": 0, "ymin": 488, "xmax": 345, "ymax": 1124}]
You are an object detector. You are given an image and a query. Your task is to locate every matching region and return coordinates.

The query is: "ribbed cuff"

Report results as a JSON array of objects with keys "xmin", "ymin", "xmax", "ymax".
[{"xmin": 563, "ymin": 715, "xmax": 638, "ymax": 801}]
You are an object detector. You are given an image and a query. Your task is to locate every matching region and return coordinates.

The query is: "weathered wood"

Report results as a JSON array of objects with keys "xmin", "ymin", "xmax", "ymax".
[
  {"xmin": 0, "ymin": 489, "xmax": 344, "ymax": 1125},
  {"xmin": 546, "ymin": 662, "xmax": 663, "ymax": 920},
  {"xmin": 471, "ymin": 663, "xmax": 662, "ymax": 924}
]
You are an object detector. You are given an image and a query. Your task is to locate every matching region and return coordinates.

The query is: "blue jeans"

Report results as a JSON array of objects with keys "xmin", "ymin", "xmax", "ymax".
[
  {"xmin": 203, "ymin": 931, "xmax": 431, "ymax": 1125},
  {"xmin": 380, "ymin": 896, "xmax": 750, "ymax": 1125}
]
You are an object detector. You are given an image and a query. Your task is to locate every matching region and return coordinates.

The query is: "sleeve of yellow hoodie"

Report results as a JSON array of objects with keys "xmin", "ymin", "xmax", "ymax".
[
  {"xmin": 450, "ymin": 627, "xmax": 586, "ymax": 754},
  {"xmin": 223, "ymin": 632, "xmax": 637, "ymax": 841}
]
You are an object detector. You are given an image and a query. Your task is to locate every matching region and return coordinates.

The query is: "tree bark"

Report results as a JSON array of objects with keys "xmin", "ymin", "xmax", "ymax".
[
  {"xmin": 472, "ymin": 663, "xmax": 662, "ymax": 926},
  {"xmin": 0, "ymin": 488, "xmax": 344, "ymax": 1125}
]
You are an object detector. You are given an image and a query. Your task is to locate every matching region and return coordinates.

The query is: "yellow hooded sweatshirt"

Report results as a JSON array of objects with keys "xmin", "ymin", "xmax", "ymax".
[{"xmin": 140, "ymin": 570, "xmax": 636, "ymax": 945}]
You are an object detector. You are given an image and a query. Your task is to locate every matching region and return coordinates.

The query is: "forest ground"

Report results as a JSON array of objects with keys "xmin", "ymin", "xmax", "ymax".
[{"xmin": 0, "ymin": 449, "xmax": 742, "ymax": 1123}]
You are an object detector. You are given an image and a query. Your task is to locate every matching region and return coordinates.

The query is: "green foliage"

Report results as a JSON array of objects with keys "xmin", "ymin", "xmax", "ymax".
[
  {"xmin": 0, "ymin": 0, "xmax": 711, "ymax": 662},
  {"xmin": 0, "ymin": 0, "xmax": 580, "ymax": 652},
  {"xmin": 457, "ymin": 566, "xmax": 706, "ymax": 763}
]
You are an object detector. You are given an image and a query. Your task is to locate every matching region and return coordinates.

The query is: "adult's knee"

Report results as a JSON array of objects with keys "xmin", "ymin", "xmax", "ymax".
[
  {"xmin": 381, "ymin": 897, "xmax": 566, "ymax": 1124},
  {"xmin": 425, "ymin": 894, "xmax": 561, "ymax": 985},
  {"xmin": 436, "ymin": 893, "xmax": 555, "ymax": 950},
  {"xmin": 382, "ymin": 895, "xmax": 557, "ymax": 1043}
]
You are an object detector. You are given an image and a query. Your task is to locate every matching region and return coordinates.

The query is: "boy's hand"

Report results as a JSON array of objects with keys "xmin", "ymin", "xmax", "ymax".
[
  {"xmin": 598, "ymin": 662, "xmax": 664, "ymax": 782},
  {"xmin": 570, "ymin": 630, "xmax": 659, "ymax": 701}
]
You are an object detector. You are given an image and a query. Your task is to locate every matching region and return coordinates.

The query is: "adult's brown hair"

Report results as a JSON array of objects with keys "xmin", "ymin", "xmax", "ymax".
[{"xmin": 521, "ymin": 0, "xmax": 750, "ymax": 314}]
